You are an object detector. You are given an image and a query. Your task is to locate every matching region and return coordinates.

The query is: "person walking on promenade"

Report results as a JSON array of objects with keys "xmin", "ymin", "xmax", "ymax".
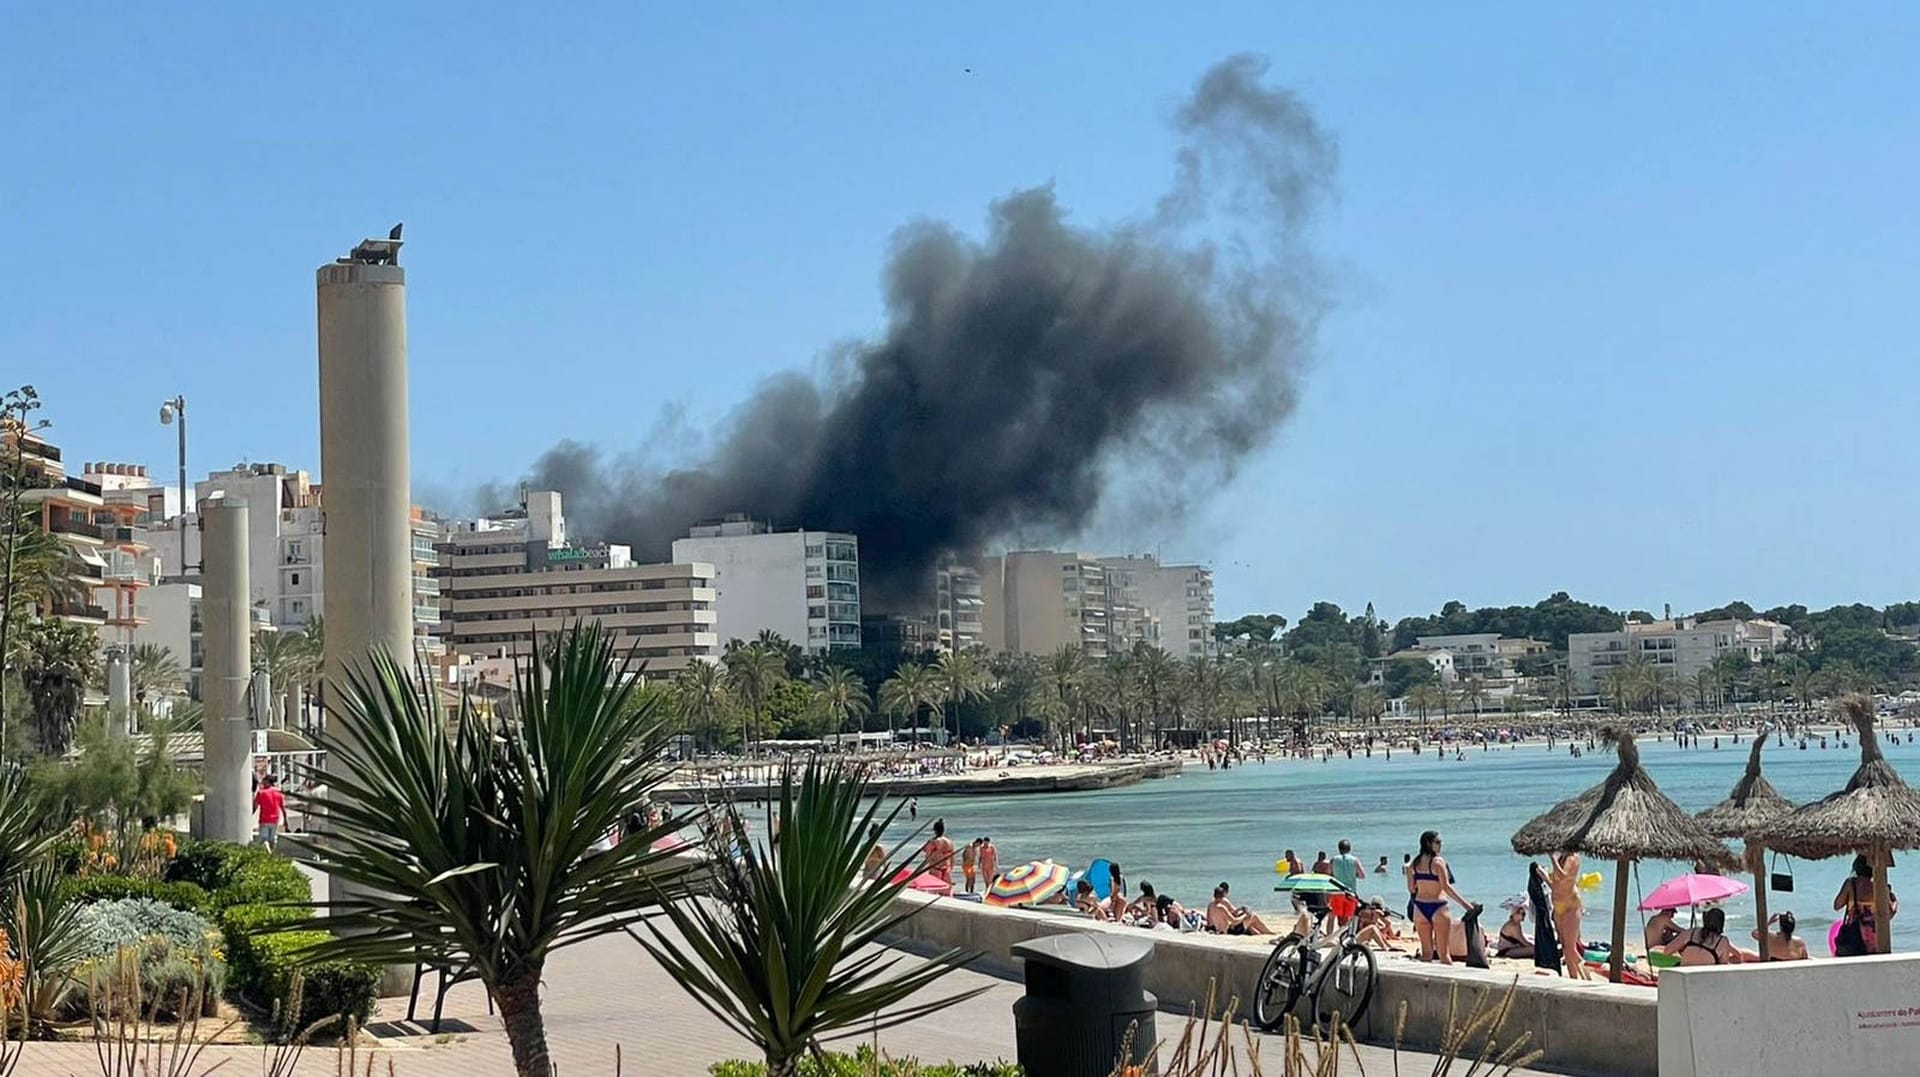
[{"xmin": 252, "ymin": 774, "xmax": 285, "ymax": 853}]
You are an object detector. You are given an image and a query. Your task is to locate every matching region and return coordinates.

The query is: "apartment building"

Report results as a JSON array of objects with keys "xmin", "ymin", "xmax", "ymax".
[
  {"xmin": 138, "ymin": 462, "xmax": 440, "ymax": 642},
  {"xmin": 434, "ymin": 492, "xmax": 718, "ymax": 672},
  {"xmin": 1, "ymin": 426, "xmax": 157, "ymax": 644},
  {"xmin": 976, "ymin": 550, "xmax": 1158, "ymax": 659},
  {"xmin": 1569, "ymin": 617, "xmax": 1787, "ymax": 693},
  {"xmin": 669, "ymin": 518, "xmax": 860, "ymax": 652},
  {"xmin": 933, "ymin": 562, "xmax": 984, "ymax": 653},
  {"xmin": 130, "ymin": 582, "xmax": 202, "ymax": 699},
  {"xmin": 1098, "ymin": 555, "xmax": 1214, "ymax": 659}
]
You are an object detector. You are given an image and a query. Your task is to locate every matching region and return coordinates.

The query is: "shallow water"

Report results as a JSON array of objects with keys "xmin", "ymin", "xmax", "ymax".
[{"xmin": 912, "ymin": 732, "xmax": 1920, "ymax": 952}]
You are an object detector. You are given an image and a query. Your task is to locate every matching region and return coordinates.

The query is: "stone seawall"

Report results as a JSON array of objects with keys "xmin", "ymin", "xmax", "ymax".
[
  {"xmin": 880, "ymin": 891, "xmax": 1655, "ymax": 1076},
  {"xmin": 657, "ymin": 757, "xmax": 1182, "ymax": 805}
]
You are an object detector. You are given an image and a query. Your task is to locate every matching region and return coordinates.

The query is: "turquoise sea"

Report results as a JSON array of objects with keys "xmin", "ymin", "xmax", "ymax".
[{"xmin": 913, "ymin": 733, "xmax": 1920, "ymax": 952}]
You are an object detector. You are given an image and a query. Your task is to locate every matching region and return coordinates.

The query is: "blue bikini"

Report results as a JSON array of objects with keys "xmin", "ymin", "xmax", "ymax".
[{"xmin": 1410, "ymin": 858, "xmax": 1455, "ymax": 923}]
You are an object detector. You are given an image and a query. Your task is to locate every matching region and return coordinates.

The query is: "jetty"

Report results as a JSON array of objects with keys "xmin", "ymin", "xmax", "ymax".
[{"xmin": 654, "ymin": 755, "xmax": 1181, "ymax": 805}]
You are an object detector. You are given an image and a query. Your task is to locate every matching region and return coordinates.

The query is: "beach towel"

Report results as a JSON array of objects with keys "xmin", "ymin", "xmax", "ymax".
[{"xmin": 1527, "ymin": 862, "xmax": 1561, "ymax": 973}]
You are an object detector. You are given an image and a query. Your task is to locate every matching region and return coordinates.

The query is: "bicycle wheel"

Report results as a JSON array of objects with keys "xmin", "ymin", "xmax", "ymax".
[
  {"xmin": 1311, "ymin": 943, "xmax": 1377, "ymax": 1032},
  {"xmin": 1253, "ymin": 937, "xmax": 1307, "ymax": 1030}
]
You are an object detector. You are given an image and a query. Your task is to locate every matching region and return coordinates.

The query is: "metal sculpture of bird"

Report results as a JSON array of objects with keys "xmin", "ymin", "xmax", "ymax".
[{"xmin": 389, "ymin": 222, "xmax": 404, "ymax": 241}]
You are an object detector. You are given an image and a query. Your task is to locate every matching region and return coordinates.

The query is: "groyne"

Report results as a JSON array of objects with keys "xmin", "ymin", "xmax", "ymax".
[
  {"xmin": 880, "ymin": 890, "xmax": 1655, "ymax": 1076},
  {"xmin": 656, "ymin": 756, "xmax": 1182, "ymax": 805}
]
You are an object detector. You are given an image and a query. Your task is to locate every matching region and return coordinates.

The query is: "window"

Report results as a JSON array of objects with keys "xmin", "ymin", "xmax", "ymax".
[
  {"xmin": 290, "ymin": 572, "xmax": 300, "ymax": 586},
  {"xmin": 805, "ymin": 544, "xmax": 825, "ymax": 558},
  {"xmin": 806, "ymin": 585, "xmax": 825, "ymax": 599},
  {"xmin": 808, "ymin": 605, "xmax": 826, "ymax": 619}
]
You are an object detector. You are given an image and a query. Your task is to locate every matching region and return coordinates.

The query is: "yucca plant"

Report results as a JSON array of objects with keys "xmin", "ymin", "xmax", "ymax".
[
  {"xmin": 637, "ymin": 759, "xmax": 985, "ymax": 1077},
  {"xmin": 297, "ymin": 622, "xmax": 696, "ymax": 1077}
]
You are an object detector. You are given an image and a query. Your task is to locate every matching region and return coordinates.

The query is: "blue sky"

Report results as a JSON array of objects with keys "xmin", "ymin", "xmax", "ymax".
[{"xmin": 5, "ymin": 6, "xmax": 1917, "ymax": 623}]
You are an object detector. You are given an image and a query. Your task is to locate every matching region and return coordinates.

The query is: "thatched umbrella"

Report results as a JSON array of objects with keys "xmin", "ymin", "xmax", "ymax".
[
  {"xmin": 1758, "ymin": 695, "xmax": 1920, "ymax": 954},
  {"xmin": 1696, "ymin": 730, "xmax": 1795, "ymax": 959},
  {"xmin": 1512, "ymin": 726, "xmax": 1736, "ymax": 982}
]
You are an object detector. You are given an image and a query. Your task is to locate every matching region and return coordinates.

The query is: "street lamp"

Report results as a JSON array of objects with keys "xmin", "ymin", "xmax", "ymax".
[{"xmin": 158, "ymin": 395, "xmax": 187, "ymax": 577}]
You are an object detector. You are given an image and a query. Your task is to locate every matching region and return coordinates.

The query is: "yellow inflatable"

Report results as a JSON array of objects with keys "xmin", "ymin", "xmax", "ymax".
[{"xmin": 1577, "ymin": 871, "xmax": 1604, "ymax": 892}]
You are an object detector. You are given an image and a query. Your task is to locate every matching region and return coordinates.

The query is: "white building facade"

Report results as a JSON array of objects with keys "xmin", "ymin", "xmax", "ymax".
[
  {"xmin": 1569, "ymin": 618, "xmax": 1787, "ymax": 694},
  {"xmin": 670, "ymin": 519, "xmax": 860, "ymax": 652},
  {"xmin": 1099, "ymin": 555, "xmax": 1214, "ymax": 659}
]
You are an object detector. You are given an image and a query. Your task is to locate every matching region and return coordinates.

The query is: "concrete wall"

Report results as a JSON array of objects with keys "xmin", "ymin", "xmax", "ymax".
[
  {"xmin": 882, "ymin": 891, "xmax": 1654, "ymax": 1076},
  {"xmin": 1660, "ymin": 953, "xmax": 1920, "ymax": 1077}
]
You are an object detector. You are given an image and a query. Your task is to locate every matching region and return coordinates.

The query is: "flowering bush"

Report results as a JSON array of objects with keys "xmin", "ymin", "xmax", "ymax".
[{"xmin": 68, "ymin": 899, "xmax": 224, "ymax": 1019}]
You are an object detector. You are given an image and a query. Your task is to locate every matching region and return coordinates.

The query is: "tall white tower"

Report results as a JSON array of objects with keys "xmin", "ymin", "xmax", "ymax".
[
  {"xmin": 317, "ymin": 231, "xmax": 413, "ymax": 713},
  {"xmin": 200, "ymin": 496, "xmax": 253, "ymax": 843}
]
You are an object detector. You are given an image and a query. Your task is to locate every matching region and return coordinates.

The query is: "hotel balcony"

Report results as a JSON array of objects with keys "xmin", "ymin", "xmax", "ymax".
[
  {"xmin": 48, "ymin": 516, "xmax": 105, "ymax": 541},
  {"xmin": 49, "ymin": 600, "xmax": 110, "ymax": 624}
]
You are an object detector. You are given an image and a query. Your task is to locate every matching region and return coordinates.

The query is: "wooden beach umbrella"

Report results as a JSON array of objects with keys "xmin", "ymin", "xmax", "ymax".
[
  {"xmin": 1695, "ymin": 731, "xmax": 1795, "ymax": 958},
  {"xmin": 1511, "ymin": 727, "xmax": 1736, "ymax": 982},
  {"xmin": 1757, "ymin": 696, "xmax": 1920, "ymax": 955}
]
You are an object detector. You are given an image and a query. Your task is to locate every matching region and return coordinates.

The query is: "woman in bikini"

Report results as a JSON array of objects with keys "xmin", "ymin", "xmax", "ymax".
[
  {"xmin": 1409, "ymin": 830, "xmax": 1473, "ymax": 964},
  {"xmin": 1662, "ymin": 906, "xmax": 1741, "ymax": 966},
  {"xmin": 1833, "ymin": 854, "xmax": 1898, "ymax": 956},
  {"xmin": 1494, "ymin": 905, "xmax": 1534, "ymax": 959},
  {"xmin": 1546, "ymin": 851, "xmax": 1592, "ymax": 980}
]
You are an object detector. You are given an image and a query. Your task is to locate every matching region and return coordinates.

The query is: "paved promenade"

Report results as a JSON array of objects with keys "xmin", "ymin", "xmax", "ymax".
[{"xmin": 8, "ymin": 935, "xmax": 1545, "ymax": 1076}]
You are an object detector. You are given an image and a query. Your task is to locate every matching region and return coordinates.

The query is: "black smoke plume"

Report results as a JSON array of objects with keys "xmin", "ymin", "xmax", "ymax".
[{"xmin": 502, "ymin": 55, "xmax": 1335, "ymax": 606}]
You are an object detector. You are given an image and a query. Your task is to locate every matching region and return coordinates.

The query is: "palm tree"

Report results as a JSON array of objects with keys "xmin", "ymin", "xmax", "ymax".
[
  {"xmin": 1460, "ymin": 675, "xmax": 1489, "ymax": 717},
  {"xmin": 1042, "ymin": 646, "xmax": 1088, "ymax": 748},
  {"xmin": 1406, "ymin": 682, "xmax": 1445, "ymax": 727},
  {"xmin": 128, "ymin": 643, "xmax": 183, "ymax": 704},
  {"xmin": 637, "ymin": 761, "xmax": 982, "ymax": 1076},
  {"xmin": 813, "ymin": 665, "xmax": 870, "ymax": 735},
  {"xmin": 723, "ymin": 643, "xmax": 788, "ymax": 756},
  {"xmin": 674, "ymin": 659, "xmax": 731, "ymax": 750},
  {"xmin": 934, "ymin": 650, "xmax": 990, "ymax": 744},
  {"xmin": 19, "ymin": 617, "xmax": 98, "ymax": 755},
  {"xmin": 1688, "ymin": 668, "xmax": 1723, "ymax": 712},
  {"xmin": 252, "ymin": 628, "xmax": 316, "ymax": 726},
  {"xmin": 1182, "ymin": 655, "xmax": 1222, "ymax": 739},
  {"xmin": 1552, "ymin": 662, "xmax": 1578, "ymax": 716},
  {"xmin": 1098, "ymin": 649, "xmax": 1139, "ymax": 748},
  {"xmin": 1136, "ymin": 645, "xmax": 1177, "ymax": 748},
  {"xmin": 1350, "ymin": 685, "xmax": 1386, "ymax": 725},
  {"xmin": 879, "ymin": 663, "xmax": 943, "ymax": 745},
  {"xmin": 1275, "ymin": 661, "xmax": 1330, "ymax": 741},
  {"xmin": 304, "ymin": 623, "xmax": 692, "ymax": 1077}
]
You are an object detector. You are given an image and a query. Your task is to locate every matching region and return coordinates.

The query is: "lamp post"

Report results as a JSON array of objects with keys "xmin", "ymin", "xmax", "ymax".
[{"xmin": 158, "ymin": 395, "xmax": 187, "ymax": 577}]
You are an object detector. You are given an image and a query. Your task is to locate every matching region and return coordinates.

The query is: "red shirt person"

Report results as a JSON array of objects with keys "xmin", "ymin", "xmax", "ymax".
[{"xmin": 252, "ymin": 775, "xmax": 286, "ymax": 851}]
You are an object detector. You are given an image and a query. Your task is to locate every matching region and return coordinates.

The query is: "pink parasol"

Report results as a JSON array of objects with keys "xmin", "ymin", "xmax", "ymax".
[
  {"xmin": 650, "ymin": 834, "xmax": 692, "ymax": 853},
  {"xmin": 1637, "ymin": 873, "xmax": 1749, "ymax": 911},
  {"xmin": 890, "ymin": 868, "xmax": 953, "ymax": 895}
]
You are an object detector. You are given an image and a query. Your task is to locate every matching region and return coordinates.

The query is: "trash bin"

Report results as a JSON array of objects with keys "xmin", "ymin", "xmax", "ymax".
[{"xmin": 1011, "ymin": 933, "xmax": 1157, "ymax": 1077}]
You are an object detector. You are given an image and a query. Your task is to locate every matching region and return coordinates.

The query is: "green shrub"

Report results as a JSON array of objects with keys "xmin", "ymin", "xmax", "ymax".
[
  {"xmin": 217, "ymin": 903, "xmax": 375, "ymax": 1031},
  {"xmin": 246, "ymin": 931, "xmax": 377, "ymax": 1030},
  {"xmin": 165, "ymin": 839, "xmax": 310, "ymax": 911},
  {"xmin": 60, "ymin": 874, "xmax": 209, "ymax": 912},
  {"xmin": 708, "ymin": 1050, "xmax": 1021, "ymax": 1076},
  {"xmin": 74, "ymin": 897, "xmax": 215, "ymax": 957},
  {"xmin": 68, "ymin": 935, "xmax": 225, "ymax": 1020}
]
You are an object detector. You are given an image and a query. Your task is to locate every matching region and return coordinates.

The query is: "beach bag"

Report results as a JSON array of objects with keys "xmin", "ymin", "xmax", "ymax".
[
  {"xmin": 1769, "ymin": 853, "xmax": 1794, "ymax": 893},
  {"xmin": 1835, "ymin": 881, "xmax": 1869, "ymax": 956}
]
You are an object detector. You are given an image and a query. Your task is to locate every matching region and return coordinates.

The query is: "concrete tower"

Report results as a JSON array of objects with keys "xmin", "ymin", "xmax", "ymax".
[
  {"xmin": 317, "ymin": 231, "xmax": 413, "ymax": 714},
  {"xmin": 200, "ymin": 496, "xmax": 253, "ymax": 843}
]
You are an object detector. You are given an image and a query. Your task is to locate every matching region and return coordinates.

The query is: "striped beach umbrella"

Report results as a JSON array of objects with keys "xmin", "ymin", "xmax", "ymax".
[{"xmin": 985, "ymin": 860, "xmax": 1070, "ymax": 907}]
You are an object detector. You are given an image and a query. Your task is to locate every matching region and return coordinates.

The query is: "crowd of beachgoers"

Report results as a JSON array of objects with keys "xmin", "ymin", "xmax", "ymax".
[{"xmin": 894, "ymin": 817, "xmax": 1906, "ymax": 987}]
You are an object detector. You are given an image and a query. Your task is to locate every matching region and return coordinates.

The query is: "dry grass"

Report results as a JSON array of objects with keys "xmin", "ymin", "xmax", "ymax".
[{"xmin": 1121, "ymin": 979, "xmax": 1543, "ymax": 1077}]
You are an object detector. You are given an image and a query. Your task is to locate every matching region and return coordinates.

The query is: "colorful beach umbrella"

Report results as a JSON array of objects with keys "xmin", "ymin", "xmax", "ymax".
[
  {"xmin": 985, "ymin": 860, "xmax": 1070, "ymax": 907},
  {"xmin": 1638, "ymin": 873, "xmax": 1749, "ymax": 911},
  {"xmin": 1273, "ymin": 872, "xmax": 1347, "ymax": 895}
]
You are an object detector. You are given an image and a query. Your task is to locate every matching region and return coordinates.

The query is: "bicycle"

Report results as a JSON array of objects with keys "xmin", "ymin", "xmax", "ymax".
[{"xmin": 1252, "ymin": 894, "xmax": 1378, "ymax": 1032}]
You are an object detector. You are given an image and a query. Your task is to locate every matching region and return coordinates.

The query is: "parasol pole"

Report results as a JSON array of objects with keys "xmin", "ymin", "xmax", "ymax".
[
  {"xmin": 1610, "ymin": 857, "xmax": 1630, "ymax": 983},
  {"xmin": 1873, "ymin": 844, "xmax": 1893, "ymax": 955},
  {"xmin": 1748, "ymin": 839, "xmax": 1770, "ymax": 961}
]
